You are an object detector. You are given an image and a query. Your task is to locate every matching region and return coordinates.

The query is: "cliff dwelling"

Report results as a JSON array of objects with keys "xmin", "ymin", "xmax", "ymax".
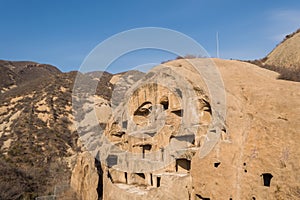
[{"xmin": 99, "ymin": 64, "xmax": 222, "ymax": 200}]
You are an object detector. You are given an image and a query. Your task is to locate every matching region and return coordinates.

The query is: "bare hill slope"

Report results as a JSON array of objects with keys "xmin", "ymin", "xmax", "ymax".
[
  {"xmin": 249, "ymin": 29, "xmax": 300, "ymax": 81},
  {"xmin": 265, "ymin": 29, "xmax": 300, "ymax": 69}
]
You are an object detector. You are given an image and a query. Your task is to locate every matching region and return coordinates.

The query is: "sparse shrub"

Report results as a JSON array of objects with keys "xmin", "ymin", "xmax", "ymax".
[
  {"xmin": 245, "ymin": 60, "xmax": 300, "ymax": 82},
  {"xmin": 176, "ymin": 54, "xmax": 202, "ymax": 59},
  {"xmin": 162, "ymin": 54, "xmax": 208, "ymax": 64}
]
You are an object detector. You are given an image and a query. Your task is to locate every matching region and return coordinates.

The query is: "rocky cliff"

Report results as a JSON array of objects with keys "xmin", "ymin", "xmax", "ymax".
[
  {"xmin": 98, "ymin": 58, "xmax": 300, "ymax": 200},
  {"xmin": 71, "ymin": 152, "xmax": 99, "ymax": 200}
]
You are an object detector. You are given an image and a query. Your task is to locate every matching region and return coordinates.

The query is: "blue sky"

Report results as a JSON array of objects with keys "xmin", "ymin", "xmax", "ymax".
[{"xmin": 0, "ymin": 0, "xmax": 299, "ymax": 73}]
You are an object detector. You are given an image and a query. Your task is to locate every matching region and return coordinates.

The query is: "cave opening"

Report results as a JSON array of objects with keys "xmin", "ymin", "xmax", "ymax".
[
  {"xmin": 137, "ymin": 173, "xmax": 145, "ymax": 179},
  {"xmin": 125, "ymin": 172, "xmax": 128, "ymax": 184},
  {"xmin": 157, "ymin": 177, "xmax": 161, "ymax": 187},
  {"xmin": 261, "ymin": 173, "xmax": 273, "ymax": 187},
  {"xmin": 214, "ymin": 162, "xmax": 221, "ymax": 168},
  {"xmin": 176, "ymin": 158, "xmax": 191, "ymax": 172},
  {"xmin": 142, "ymin": 144, "xmax": 152, "ymax": 159},
  {"xmin": 160, "ymin": 96, "xmax": 169, "ymax": 110},
  {"xmin": 134, "ymin": 102, "xmax": 152, "ymax": 116},
  {"xmin": 95, "ymin": 158, "xmax": 103, "ymax": 199},
  {"xmin": 171, "ymin": 109, "xmax": 183, "ymax": 117}
]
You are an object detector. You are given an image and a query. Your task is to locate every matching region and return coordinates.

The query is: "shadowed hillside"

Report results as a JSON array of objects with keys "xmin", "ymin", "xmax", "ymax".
[{"xmin": 0, "ymin": 61, "xmax": 113, "ymax": 199}]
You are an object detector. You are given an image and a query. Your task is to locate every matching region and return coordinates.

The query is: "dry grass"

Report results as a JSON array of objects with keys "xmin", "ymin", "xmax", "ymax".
[{"xmin": 246, "ymin": 59, "xmax": 300, "ymax": 82}]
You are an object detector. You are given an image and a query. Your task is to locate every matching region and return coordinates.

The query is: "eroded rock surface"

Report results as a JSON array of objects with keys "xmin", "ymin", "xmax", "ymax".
[
  {"xmin": 1, "ymin": 56, "xmax": 299, "ymax": 200},
  {"xmin": 71, "ymin": 151, "xmax": 99, "ymax": 200},
  {"xmin": 99, "ymin": 58, "xmax": 300, "ymax": 200}
]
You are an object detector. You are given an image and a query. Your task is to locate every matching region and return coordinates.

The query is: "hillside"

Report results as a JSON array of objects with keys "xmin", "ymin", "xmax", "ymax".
[
  {"xmin": 0, "ymin": 62, "xmax": 113, "ymax": 199},
  {"xmin": 0, "ymin": 60, "xmax": 61, "ymax": 93},
  {"xmin": 265, "ymin": 29, "xmax": 300, "ymax": 69},
  {"xmin": 248, "ymin": 29, "xmax": 300, "ymax": 81}
]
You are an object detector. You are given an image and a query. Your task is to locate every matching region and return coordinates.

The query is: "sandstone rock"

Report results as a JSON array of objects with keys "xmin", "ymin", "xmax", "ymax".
[
  {"xmin": 71, "ymin": 151, "xmax": 99, "ymax": 200},
  {"xmin": 99, "ymin": 58, "xmax": 300, "ymax": 200}
]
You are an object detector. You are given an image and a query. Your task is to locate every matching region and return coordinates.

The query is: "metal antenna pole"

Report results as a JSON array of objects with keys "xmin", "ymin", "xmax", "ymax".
[{"xmin": 216, "ymin": 31, "xmax": 220, "ymax": 58}]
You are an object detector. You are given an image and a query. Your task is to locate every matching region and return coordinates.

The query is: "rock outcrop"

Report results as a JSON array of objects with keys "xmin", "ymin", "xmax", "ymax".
[
  {"xmin": 71, "ymin": 151, "xmax": 99, "ymax": 200},
  {"xmin": 98, "ymin": 58, "xmax": 300, "ymax": 200}
]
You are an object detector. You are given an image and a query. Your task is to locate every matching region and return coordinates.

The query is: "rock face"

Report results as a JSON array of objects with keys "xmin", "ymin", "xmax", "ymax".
[
  {"xmin": 71, "ymin": 151, "xmax": 99, "ymax": 200},
  {"xmin": 100, "ymin": 58, "xmax": 300, "ymax": 200},
  {"xmin": 101, "ymin": 62, "xmax": 213, "ymax": 199},
  {"xmin": 192, "ymin": 58, "xmax": 300, "ymax": 199},
  {"xmin": 264, "ymin": 29, "xmax": 300, "ymax": 69}
]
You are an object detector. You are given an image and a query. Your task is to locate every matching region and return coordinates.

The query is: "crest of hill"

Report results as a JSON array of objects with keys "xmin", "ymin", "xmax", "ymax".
[
  {"xmin": 264, "ymin": 29, "xmax": 300, "ymax": 69},
  {"xmin": 0, "ymin": 60, "xmax": 61, "ymax": 89},
  {"xmin": 247, "ymin": 29, "xmax": 300, "ymax": 82}
]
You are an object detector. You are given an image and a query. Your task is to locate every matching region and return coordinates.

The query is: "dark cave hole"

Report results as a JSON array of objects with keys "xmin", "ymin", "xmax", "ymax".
[
  {"xmin": 171, "ymin": 109, "xmax": 183, "ymax": 117},
  {"xmin": 136, "ymin": 173, "xmax": 145, "ymax": 179},
  {"xmin": 95, "ymin": 158, "xmax": 103, "ymax": 199},
  {"xmin": 157, "ymin": 177, "xmax": 161, "ymax": 187},
  {"xmin": 176, "ymin": 159, "xmax": 191, "ymax": 172},
  {"xmin": 214, "ymin": 162, "xmax": 221, "ymax": 168},
  {"xmin": 160, "ymin": 96, "xmax": 169, "ymax": 110},
  {"xmin": 195, "ymin": 194, "xmax": 210, "ymax": 200},
  {"xmin": 261, "ymin": 173, "xmax": 273, "ymax": 187},
  {"xmin": 134, "ymin": 102, "xmax": 152, "ymax": 116}
]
